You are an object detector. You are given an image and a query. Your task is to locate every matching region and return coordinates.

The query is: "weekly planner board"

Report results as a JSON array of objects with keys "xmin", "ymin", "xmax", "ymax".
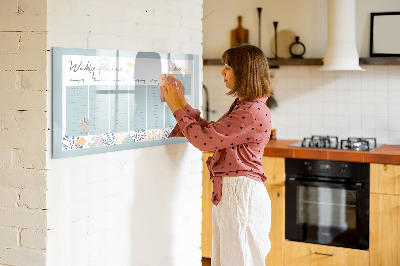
[{"xmin": 52, "ymin": 47, "xmax": 200, "ymax": 158}]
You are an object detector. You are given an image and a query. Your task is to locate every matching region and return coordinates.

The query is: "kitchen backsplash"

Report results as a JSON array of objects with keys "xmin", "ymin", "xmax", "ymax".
[{"xmin": 203, "ymin": 65, "xmax": 400, "ymax": 144}]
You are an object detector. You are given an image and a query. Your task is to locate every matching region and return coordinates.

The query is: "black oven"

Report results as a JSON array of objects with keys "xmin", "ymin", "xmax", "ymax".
[{"xmin": 285, "ymin": 158, "xmax": 369, "ymax": 250}]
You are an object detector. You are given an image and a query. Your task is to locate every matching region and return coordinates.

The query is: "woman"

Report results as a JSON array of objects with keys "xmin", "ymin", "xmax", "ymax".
[{"xmin": 161, "ymin": 44, "xmax": 273, "ymax": 266}]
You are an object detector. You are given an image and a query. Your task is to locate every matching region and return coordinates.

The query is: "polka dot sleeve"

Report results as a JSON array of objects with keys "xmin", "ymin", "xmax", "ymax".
[
  {"xmin": 173, "ymin": 106, "xmax": 256, "ymax": 152},
  {"xmin": 169, "ymin": 104, "xmax": 211, "ymax": 138}
]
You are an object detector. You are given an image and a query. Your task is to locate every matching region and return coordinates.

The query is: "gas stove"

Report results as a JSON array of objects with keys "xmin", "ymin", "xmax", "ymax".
[{"xmin": 289, "ymin": 135, "xmax": 381, "ymax": 151}]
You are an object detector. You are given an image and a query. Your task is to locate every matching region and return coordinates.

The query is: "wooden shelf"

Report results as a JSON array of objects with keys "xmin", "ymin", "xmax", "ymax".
[
  {"xmin": 359, "ymin": 57, "xmax": 400, "ymax": 65},
  {"xmin": 203, "ymin": 57, "xmax": 400, "ymax": 67},
  {"xmin": 203, "ymin": 58, "xmax": 323, "ymax": 67}
]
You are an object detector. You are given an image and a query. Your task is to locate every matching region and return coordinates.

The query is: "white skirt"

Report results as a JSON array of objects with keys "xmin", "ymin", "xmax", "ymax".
[{"xmin": 212, "ymin": 176, "xmax": 271, "ymax": 266}]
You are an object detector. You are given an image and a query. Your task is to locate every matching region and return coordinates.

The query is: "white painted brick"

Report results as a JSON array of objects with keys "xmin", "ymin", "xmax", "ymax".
[
  {"xmin": 0, "ymin": 71, "xmax": 18, "ymax": 93},
  {"xmin": 0, "ymin": 51, "xmax": 47, "ymax": 71},
  {"xmin": 0, "ymin": 169, "xmax": 47, "ymax": 190},
  {"xmin": 19, "ymin": 189, "xmax": 46, "ymax": 209},
  {"xmin": 0, "ymin": 227, "xmax": 19, "ymax": 247},
  {"xmin": 0, "ymin": 187, "xmax": 19, "ymax": 208},
  {"xmin": 0, "ymin": 90, "xmax": 46, "ymax": 111},
  {"xmin": 181, "ymin": 16, "xmax": 202, "ymax": 30},
  {"xmin": 0, "ymin": 208, "xmax": 46, "ymax": 230},
  {"xmin": 20, "ymin": 150, "xmax": 46, "ymax": 170},
  {"xmin": 0, "ymin": 32, "xmax": 20, "ymax": 54},
  {"xmin": 0, "ymin": 110, "xmax": 47, "ymax": 131},
  {"xmin": 0, "ymin": 247, "xmax": 45, "ymax": 266},
  {"xmin": 0, "ymin": 0, "xmax": 18, "ymax": 13},
  {"xmin": 0, "ymin": 149, "xmax": 11, "ymax": 169},
  {"xmin": 16, "ymin": 70, "xmax": 47, "ymax": 91},
  {"xmin": 0, "ymin": 32, "xmax": 47, "ymax": 71},
  {"xmin": 0, "ymin": 13, "xmax": 46, "ymax": 32},
  {"xmin": 0, "ymin": 129, "xmax": 46, "ymax": 151},
  {"xmin": 130, "ymin": 0, "xmax": 167, "ymax": 13},
  {"xmin": 19, "ymin": 0, "xmax": 47, "ymax": 15},
  {"xmin": 20, "ymin": 229, "xmax": 46, "ymax": 250},
  {"xmin": 87, "ymin": 212, "xmax": 109, "ymax": 234}
]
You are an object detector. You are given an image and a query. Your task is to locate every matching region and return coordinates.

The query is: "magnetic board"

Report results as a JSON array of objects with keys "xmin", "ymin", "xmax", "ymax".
[{"xmin": 52, "ymin": 47, "xmax": 200, "ymax": 158}]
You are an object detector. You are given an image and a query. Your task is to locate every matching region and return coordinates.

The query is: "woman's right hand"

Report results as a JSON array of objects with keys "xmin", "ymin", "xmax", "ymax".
[{"xmin": 168, "ymin": 75, "xmax": 187, "ymax": 108}]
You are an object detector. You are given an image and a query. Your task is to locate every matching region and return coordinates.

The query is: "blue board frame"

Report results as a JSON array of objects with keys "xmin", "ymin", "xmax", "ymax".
[{"xmin": 52, "ymin": 47, "xmax": 200, "ymax": 159}]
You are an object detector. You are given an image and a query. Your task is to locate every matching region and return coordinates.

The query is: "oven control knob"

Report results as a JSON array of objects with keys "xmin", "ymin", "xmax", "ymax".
[
  {"xmin": 340, "ymin": 164, "xmax": 347, "ymax": 174},
  {"xmin": 304, "ymin": 161, "xmax": 312, "ymax": 171}
]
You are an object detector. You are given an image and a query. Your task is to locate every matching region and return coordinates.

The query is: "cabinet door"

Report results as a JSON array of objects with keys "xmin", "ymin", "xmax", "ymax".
[
  {"xmin": 264, "ymin": 184, "xmax": 284, "ymax": 266},
  {"xmin": 202, "ymin": 152, "xmax": 213, "ymax": 258},
  {"xmin": 370, "ymin": 193, "xmax": 400, "ymax": 266},
  {"xmin": 284, "ymin": 241, "xmax": 369, "ymax": 266},
  {"xmin": 261, "ymin": 156, "xmax": 285, "ymax": 185},
  {"xmin": 370, "ymin": 163, "xmax": 400, "ymax": 195}
]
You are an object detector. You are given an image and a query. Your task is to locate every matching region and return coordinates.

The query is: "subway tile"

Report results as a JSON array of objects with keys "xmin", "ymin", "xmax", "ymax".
[
  {"xmin": 323, "ymin": 87, "xmax": 336, "ymax": 103},
  {"xmin": 361, "ymin": 128, "xmax": 375, "ymax": 138},
  {"xmin": 374, "ymin": 65, "xmax": 388, "ymax": 77},
  {"xmin": 362, "ymin": 90, "xmax": 375, "ymax": 104},
  {"xmin": 348, "ymin": 90, "xmax": 362, "ymax": 103},
  {"xmin": 336, "ymin": 90, "xmax": 349, "ymax": 103},
  {"xmin": 388, "ymin": 75, "xmax": 400, "ymax": 91},
  {"xmin": 374, "ymin": 90, "xmax": 388, "ymax": 104},
  {"xmin": 389, "ymin": 104, "xmax": 400, "ymax": 117},
  {"xmin": 323, "ymin": 115, "xmax": 336, "ymax": 129},
  {"xmin": 336, "ymin": 103, "xmax": 349, "ymax": 116},
  {"xmin": 348, "ymin": 116, "xmax": 362, "ymax": 129},
  {"xmin": 388, "ymin": 91, "xmax": 400, "ymax": 104},
  {"xmin": 348, "ymin": 73, "xmax": 362, "ymax": 90},
  {"xmin": 310, "ymin": 77, "xmax": 324, "ymax": 89},
  {"xmin": 335, "ymin": 115, "xmax": 348, "ymax": 129},
  {"xmin": 362, "ymin": 116, "xmax": 375, "ymax": 130},
  {"xmin": 388, "ymin": 131, "xmax": 400, "ymax": 144},
  {"xmin": 310, "ymin": 66, "xmax": 324, "ymax": 77},
  {"xmin": 323, "ymin": 103, "xmax": 336, "ymax": 115},
  {"xmin": 349, "ymin": 128, "xmax": 362, "ymax": 137},
  {"xmin": 362, "ymin": 104, "xmax": 375, "ymax": 117},
  {"xmin": 298, "ymin": 77, "xmax": 311, "ymax": 89},
  {"xmin": 374, "ymin": 130, "xmax": 389, "ymax": 144},
  {"xmin": 374, "ymin": 117, "xmax": 389, "ymax": 131},
  {"xmin": 375, "ymin": 104, "xmax": 389, "ymax": 117},
  {"xmin": 348, "ymin": 103, "xmax": 362, "ymax": 116},
  {"xmin": 311, "ymin": 102, "xmax": 324, "ymax": 113},
  {"xmin": 286, "ymin": 77, "xmax": 299, "ymax": 89},
  {"xmin": 298, "ymin": 67, "xmax": 311, "ymax": 78},
  {"xmin": 285, "ymin": 66, "xmax": 298, "ymax": 77},
  {"xmin": 388, "ymin": 117, "xmax": 400, "ymax": 131},
  {"xmin": 374, "ymin": 77, "xmax": 388, "ymax": 91},
  {"xmin": 388, "ymin": 65, "xmax": 400, "ymax": 76}
]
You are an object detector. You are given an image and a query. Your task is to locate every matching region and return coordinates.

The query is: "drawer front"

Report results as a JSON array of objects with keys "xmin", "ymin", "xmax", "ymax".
[{"xmin": 284, "ymin": 241, "xmax": 369, "ymax": 266}]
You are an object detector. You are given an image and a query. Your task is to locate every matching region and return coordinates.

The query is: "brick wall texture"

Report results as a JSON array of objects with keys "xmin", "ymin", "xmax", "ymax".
[{"xmin": 0, "ymin": 0, "xmax": 48, "ymax": 265}]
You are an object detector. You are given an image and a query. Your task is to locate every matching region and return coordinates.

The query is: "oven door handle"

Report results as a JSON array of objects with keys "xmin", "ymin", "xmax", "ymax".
[{"xmin": 286, "ymin": 177, "xmax": 364, "ymax": 189}]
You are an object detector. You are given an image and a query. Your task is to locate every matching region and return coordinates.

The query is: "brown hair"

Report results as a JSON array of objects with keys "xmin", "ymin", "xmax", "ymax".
[{"xmin": 221, "ymin": 44, "xmax": 273, "ymax": 99}]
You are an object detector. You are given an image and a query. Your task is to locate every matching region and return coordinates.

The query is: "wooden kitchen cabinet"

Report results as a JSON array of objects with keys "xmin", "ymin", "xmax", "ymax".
[
  {"xmin": 370, "ymin": 163, "xmax": 400, "ymax": 266},
  {"xmin": 284, "ymin": 241, "xmax": 369, "ymax": 266},
  {"xmin": 262, "ymin": 156, "xmax": 285, "ymax": 266},
  {"xmin": 201, "ymin": 154, "xmax": 286, "ymax": 266},
  {"xmin": 370, "ymin": 163, "xmax": 400, "ymax": 195},
  {"xmin": 264, "ymin": 184, "xmax": 285, "ymax": 266},
  {"xmin": 202, "ymin": 152, "xmax": 213, "ymax": 258}
]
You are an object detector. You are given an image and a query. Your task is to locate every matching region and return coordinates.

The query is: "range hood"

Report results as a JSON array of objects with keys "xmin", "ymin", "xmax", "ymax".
[{"xmin": 320, "ymin": 0, "xmax": 365, "ymax": 71}]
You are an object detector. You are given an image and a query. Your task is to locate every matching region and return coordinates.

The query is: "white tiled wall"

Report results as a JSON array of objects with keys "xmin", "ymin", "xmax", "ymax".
[{"xmin": 203, "ymin": 65, "xmax": 400, "ymax": 145}]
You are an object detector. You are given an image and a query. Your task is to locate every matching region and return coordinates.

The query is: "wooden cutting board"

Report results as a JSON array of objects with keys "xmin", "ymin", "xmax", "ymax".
[{"xmin": 231, "ymin": 16, "xmax": 249, "ymax": 48}]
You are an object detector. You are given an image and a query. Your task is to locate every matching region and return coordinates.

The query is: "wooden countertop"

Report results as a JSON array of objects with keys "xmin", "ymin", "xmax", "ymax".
[{"xmin": 263, "ymin": 139, "xmax": 400, "ymax": 165}]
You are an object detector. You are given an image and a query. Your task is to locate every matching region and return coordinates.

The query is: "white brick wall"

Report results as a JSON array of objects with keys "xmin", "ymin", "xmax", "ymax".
[
  {"xmin": 46, "ymin": 1, "xmax": 203, "ymax": 266},
  {"xmin": 0, "ymin": 0, "xmax": 48, "ymax": 265}
]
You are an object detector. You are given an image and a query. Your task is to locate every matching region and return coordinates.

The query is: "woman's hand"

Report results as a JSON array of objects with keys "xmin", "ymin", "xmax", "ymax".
[
  {"xmin": 160, "ymin": 77, "xmax": 184, "ymax": 113},
  {"xmin": 172, "ymin": 76, "xmax": 187, "ymax": 108}
]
